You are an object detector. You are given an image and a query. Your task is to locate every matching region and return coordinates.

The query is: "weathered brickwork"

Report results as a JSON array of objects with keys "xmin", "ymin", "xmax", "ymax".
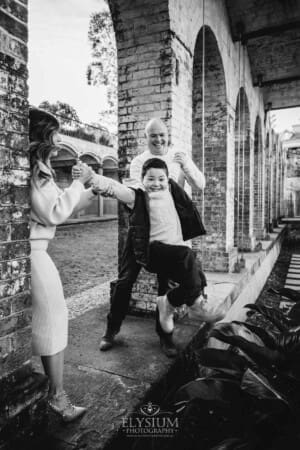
[
  {"xmin": 0, "ymin": 2, "xmax": 30, "ymax": 379},
  {"xmin": 0, "ymin": 3, "xmax": 48, "ymax": 445},
  {"xmin": 263, "ymin": 79, "xmax": 300, "ymax": 110}
]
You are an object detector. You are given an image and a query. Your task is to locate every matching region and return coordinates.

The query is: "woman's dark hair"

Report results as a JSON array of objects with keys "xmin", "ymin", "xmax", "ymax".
[
  {"xmin": 141, "ymin": 158, "xmax": 169, "ymax": 179},
  {"xmin": 29, "ymin": 107, "xmax": 60, "ymax": 174}
]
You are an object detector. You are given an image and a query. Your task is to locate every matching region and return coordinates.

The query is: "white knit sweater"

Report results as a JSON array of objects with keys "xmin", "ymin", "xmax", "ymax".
[{"xmin": 30, "ymin": 161, "xmax": 96, "ymax": 241}]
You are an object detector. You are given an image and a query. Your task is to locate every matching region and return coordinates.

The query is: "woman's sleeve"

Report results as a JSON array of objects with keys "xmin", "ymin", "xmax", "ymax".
[
  {"xmin": 31, "ymin": 178, "xmax": 85, "ymax": 226},
  {"xmin": 72, "ymin": 188, "xmax": 97, "ymax": 214}
]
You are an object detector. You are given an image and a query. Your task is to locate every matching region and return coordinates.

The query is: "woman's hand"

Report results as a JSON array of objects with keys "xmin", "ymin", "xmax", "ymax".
[{"xmin": 72, "ymin": 162, "xmax": 94, "ymax": 185}]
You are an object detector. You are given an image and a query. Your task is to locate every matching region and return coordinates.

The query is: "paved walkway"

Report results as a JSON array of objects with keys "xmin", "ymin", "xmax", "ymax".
[{"xmin": 31, "ymin": 292, "xmax": 200, "ymax": 450}]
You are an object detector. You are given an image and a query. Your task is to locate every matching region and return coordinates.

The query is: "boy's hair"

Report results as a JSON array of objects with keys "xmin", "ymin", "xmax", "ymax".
[{"xmin": 141, "ymin": 158, "xmax": 169, "ymax": 179}]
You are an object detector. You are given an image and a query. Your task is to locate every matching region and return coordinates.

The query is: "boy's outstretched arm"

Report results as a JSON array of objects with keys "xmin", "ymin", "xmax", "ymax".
[{"xmin": 91, "ymin": 173, "xmax": 136, "ymax": 205}]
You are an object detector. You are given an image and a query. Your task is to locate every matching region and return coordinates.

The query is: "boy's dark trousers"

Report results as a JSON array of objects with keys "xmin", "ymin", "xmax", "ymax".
[{"xmin": 107, "ymin": 240, "xmax": 204, "ymax": 333}]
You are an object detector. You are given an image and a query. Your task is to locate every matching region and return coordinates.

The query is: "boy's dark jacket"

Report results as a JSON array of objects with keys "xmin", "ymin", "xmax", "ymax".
[{"xmin": 126, "ymin": 179, "xmax": 206, "ymax": 268}]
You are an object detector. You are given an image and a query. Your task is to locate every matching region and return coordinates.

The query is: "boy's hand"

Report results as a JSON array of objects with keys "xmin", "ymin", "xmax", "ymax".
[
  {"xmin": 173, "ymin": 152, "xmax": 188, "ymax": 170},
  {"xmin": 92, "ymin": 181, "xmax": 116, "ymax": 198},
  {"xmin": 99, "ymin": 183, "xmax": 115, "ymax": 198}
]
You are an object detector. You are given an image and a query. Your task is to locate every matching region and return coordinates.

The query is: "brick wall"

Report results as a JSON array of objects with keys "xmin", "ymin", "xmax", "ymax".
[
  {"xmin": 0, "ymin": 0, "xmax": 31, "ymax": 381},
  {"xmin": 0, "ymin": 1, "xmax": 48, "ymax": 445}
]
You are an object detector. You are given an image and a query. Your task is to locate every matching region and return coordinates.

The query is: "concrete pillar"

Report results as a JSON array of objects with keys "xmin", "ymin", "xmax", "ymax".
[{"xmin": 0, "ymin": 2, "xmax": 48, "ymax": 446}]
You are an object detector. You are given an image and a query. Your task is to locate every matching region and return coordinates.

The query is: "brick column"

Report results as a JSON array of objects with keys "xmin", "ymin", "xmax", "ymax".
[
  {"xmin": 0, "ymin": 2, "xmax": 48, "ymax": 446},
  {"xmin": 108, "ymin": 0, "xmax": 172, "ymax": 312}
]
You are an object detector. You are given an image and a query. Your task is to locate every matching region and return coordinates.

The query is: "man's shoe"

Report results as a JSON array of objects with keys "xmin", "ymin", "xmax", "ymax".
[
  {"xmin": 155, "ymin": 307, "xmax": 177, "ymax": 358},
  {"xmin": 157, "ymin": 295, "xmax": 175, "ymax": 333},
  {"xmin": 189, "ymin": 295, "xmax": 226, "ymax": 323},
  {"xmin": 48, "ymin": 390, "xmax": 87, "ymax": 423},
  {"xmin": 99, "ymin": 329, "xmax": 118, "ymax": 351}
]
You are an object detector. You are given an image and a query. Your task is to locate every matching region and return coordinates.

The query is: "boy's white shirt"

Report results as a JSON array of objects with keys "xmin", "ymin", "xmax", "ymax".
[{"xmin": 148, "ymin": 190, "xmax": 186, "ymax": 246}]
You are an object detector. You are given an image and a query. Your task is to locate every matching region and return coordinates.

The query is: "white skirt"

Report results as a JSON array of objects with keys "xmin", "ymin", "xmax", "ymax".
[{"xmin": 30, "ymin": 240, "xmax": 68, "ymax": 356}]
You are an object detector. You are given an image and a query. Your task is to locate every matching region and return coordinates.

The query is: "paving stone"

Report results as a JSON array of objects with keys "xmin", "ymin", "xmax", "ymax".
[
  {"xmin": 285, "ymin": 279, "xmax": 300, "ymax": 286},
  {"xmin": 286, "ymin": 273, "xmax": 300, "ymax": 279}
]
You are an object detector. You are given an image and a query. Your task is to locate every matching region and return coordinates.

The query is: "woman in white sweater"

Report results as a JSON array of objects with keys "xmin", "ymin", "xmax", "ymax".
[{"xmin": 29, "ymin": 108, "xmax": 95, "ymax": 422}]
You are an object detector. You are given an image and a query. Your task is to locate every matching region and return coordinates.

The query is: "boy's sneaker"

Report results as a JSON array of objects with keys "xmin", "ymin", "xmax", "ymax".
[
  {"xmin": 189, "ymin": 295, "xmax": 226, "ymax": 323},
  {"xmin": 159, "ymin": 332, "xmax": 178, "ymax": 358},
  {"xmin": 157, "ymin": 295, "xmax": 175, "ymax": 333},
  {"xmin": 155, "ymin": 307, "xmax": 177, "ymax": 358}
]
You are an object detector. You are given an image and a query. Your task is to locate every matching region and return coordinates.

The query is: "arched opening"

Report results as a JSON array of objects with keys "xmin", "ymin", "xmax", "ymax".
[
  {"xmin": 234, "ymin": 87, "xmax": 251, "ymax": 251},
  {"xmin": 253, "ymin": 116, "xmax": 264, "ymax": 239},
  {"xmin": 102, "ymin": 157, "xmax": 118, "ymax": 216},
  {"xmin": 192, "ymin": 25, "xmax": 228, "ymax": 271},
  {"xmin": 51, "ymin": 144, "xmax": 77, "ymax": 188},
  {"xmin": 264, "ymin": 132, "xmax": 271, "ymax": 231}
]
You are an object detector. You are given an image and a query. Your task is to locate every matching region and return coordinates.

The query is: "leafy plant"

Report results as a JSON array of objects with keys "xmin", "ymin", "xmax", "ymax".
[{"xmin": 244, "ymin": 304, "xmax": 293, "ymax": 331}]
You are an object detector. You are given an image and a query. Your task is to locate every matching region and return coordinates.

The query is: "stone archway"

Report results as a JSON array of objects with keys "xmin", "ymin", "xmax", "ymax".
[
  {"xmin": 253, "ymin": 115, "xmax": 264, "ymax": 239},
  {"xmin": 51, "ymin": 144, "xmax": 77, "ymax": 188},
  {"xmin": 234, "ymin": 87, "xmax": 253, "ymax": 251},
  {"xmin": 192, "ymin": 25, "xmax": 230, "ymax": 271},
  {"xmin": 264, "ymin": 132, "xmax": 272, "ymax": 232}
]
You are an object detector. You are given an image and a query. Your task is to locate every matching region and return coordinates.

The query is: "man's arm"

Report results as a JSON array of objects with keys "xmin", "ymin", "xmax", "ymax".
[
  {"xmin": 129, "ymin": 154, "xmax": 143, "ymax": 182},
  {"xmin": 173, "ymin": 152, "xmax": 205, "ymax": 191}
]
